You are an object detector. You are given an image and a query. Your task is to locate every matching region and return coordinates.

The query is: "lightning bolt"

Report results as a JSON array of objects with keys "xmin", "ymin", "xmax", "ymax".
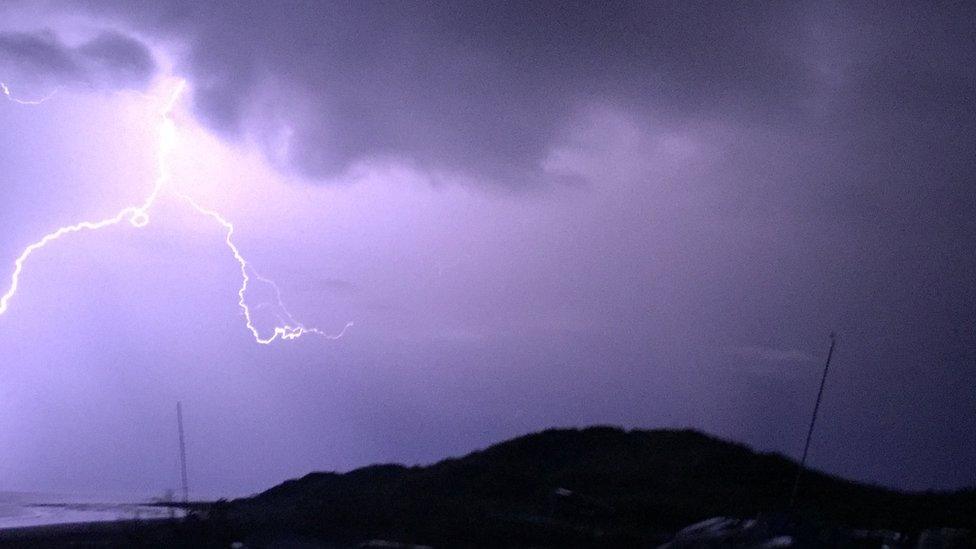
[
  {"xmin": 177, "ymin": 192, "xmax": 354, "ymax": 344},
  {"xmin": 1, "ymin": 81, "xmax": 57, "ymax": 105},
  {"xmin": 0, "ymin": 79, "xmax": 351, "ymax": 344}
]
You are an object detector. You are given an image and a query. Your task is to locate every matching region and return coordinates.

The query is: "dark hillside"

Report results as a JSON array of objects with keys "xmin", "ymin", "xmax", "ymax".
[{"xmin": 226, "ymin": 427, "xmax": 975, "ymax": 546}]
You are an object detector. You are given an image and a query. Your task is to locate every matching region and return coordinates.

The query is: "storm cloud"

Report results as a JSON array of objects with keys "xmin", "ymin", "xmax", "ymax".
[
  {"xmin": 0, "ymin": 1, "xmax": 974, "ymax": 496},
  {"xmin": 0, "ymin": 28, "xmax": 156, "ymax": 90},
  {"xmin": 66, "ymin": 1, "xmax": 974, "ymax": 189},
  {"xmin": 44, "ymin": 3, "xmax": 821, "ymax": 182}
]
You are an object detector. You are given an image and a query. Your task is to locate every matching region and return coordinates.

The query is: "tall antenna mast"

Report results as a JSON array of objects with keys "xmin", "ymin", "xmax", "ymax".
[
  {"xmin": 177, "ymin": 401, "xmax": 189, "ymax": 505},
  {"xmin": 790, "ymin": 333, "xmax": 836, "ymax": 508}
]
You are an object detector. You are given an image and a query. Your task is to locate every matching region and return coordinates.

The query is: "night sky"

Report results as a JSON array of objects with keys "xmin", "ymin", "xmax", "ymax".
[{"xmin": 1, "ymin": 1, "xmax": 974, "ymax": 498}]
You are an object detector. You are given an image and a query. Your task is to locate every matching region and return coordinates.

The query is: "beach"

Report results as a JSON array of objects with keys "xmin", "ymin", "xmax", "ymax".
[{"xmin": 0, "ymin": 492, "xmax": 183, "ymax": 530}]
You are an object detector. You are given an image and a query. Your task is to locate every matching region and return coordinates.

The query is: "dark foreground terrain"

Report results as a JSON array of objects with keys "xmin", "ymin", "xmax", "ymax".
[{"xmin": 1, "ymin": 427, "xmax": 973, "ymax": 547}]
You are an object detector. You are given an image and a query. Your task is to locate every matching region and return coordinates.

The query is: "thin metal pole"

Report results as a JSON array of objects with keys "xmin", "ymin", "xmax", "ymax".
[
  {"xmin": 177, "ymin": 401, "xmax": 189, "ymax": 505},
  {"xmin": 790, "ymin": 333, "xmax": 836, "ymax": 509}
]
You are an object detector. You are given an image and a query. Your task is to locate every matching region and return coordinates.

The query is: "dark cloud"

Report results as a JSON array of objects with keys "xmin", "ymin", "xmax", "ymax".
[
  {"xmin": 0, "ymin": 30, "xmax": 81, "ymax": 79},
  {"xmin": 70, "ymin": 1, "xmax": 976, "ymax": 190},
  {"xmin": 75, "ymin": 31, "xmax": 156, "ymax": 87},
  {"xmin": 0, "ymin": 29, "xmax": 156, "ymax": 90},
  {"xmin": 67, "ymin": 1, "xmax": 817, "ymax": 184}
]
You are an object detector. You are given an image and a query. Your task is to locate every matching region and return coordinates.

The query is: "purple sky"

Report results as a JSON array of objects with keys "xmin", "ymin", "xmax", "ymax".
[{"xmin": 1, "ymin": 1, "xmax": 974, "ymax": 498}]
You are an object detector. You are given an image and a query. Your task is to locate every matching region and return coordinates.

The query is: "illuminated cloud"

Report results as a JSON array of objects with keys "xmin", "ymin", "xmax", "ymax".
[{"xmin": 61, "ymin": 2, "xmax": 815, "ymax": 185}]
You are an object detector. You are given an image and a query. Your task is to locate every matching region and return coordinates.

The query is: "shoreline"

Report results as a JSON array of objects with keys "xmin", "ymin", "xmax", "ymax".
[{"xmin": 0, "ymin": 518, "xmax": 181, "ymax": 542}]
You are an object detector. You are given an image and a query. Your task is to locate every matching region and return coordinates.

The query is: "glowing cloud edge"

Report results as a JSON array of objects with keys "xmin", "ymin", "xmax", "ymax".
[{"xmin": 0, "ymin": 79, "xmax": 352, "ymax": 344}]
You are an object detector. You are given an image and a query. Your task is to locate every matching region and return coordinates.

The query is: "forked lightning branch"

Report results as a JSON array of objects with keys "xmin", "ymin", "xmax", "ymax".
[{"xmin": 0, "ymin": 80, "xmax": 352, "ymax": 344}]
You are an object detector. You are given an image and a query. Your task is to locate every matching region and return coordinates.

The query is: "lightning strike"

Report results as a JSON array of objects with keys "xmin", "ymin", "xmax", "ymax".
[
  {"xmin": 1, "ymin": 81, "xmax": 57, "ymax": 105},
  {"xmin": 177, "ymin": 191, "xmax": 353, "ymax": 344},
  {"xmin": 0, "ymin": 79, "xmax": 350, "ymax": 344}
]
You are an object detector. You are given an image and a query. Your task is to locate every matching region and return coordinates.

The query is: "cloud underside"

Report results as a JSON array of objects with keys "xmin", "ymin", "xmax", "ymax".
[
  {"xmin": 1, "ymin": 1, "xmax": 962, "ymax": 194},
  {"xmin": 53, "ymin": 1, "xmax": 968, "ymax": 187},
  {"xmin": 0, "ymin": 28, "xmax": 156, "ymax": 90}
]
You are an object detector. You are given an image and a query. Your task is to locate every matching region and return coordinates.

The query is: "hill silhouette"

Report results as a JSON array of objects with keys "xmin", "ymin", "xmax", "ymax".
[{"xmin": 220, "ymin": 426, "xmax": 975, "ymax": 546}]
